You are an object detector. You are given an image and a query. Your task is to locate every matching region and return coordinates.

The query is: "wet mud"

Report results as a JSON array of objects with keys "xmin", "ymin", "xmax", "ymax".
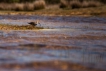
[{"xmin": 0, "ymin": 15, "xmax": 106, "ymax": 71}]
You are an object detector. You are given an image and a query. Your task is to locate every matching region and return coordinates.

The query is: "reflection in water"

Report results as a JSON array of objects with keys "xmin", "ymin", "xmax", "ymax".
[
  {"xmin": 0, "ymin": 15, "xmax": 106, "ymax": 71},
  {"xmin": 0, "ymin": 29, "xmax": 106, "ymax": 70},
  {"xmin": 43, "ymin": 49, "xmax": 105, "ymax": 62},
  {"xmin": 46, "ymin": 49, "xmax": 106, "ymax": 70}
]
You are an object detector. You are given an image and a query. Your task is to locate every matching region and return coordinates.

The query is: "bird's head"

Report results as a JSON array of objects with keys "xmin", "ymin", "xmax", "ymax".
[{"xmin": 36, "ymin": 20, "xmax": 40, "ymax": 24}]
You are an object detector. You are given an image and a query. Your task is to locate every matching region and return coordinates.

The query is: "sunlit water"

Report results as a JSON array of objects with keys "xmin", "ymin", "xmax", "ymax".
[{"xmin": 0, "ymin": 15, "xmax": 106, "ymax": 71}]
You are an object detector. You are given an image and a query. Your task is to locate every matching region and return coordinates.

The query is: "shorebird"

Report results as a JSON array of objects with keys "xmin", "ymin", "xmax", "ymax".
[{"xmin": 28, "ymin": 20, "xmax": 40, "ymax": 27}]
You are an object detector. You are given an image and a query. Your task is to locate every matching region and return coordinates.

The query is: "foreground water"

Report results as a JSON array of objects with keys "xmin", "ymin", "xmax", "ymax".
[{"xmin": 0, "ymin": 15, "xmax": 106, "ymax": 71}]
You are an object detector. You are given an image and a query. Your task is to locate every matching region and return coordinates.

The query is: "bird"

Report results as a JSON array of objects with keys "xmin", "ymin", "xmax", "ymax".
[
  {"xmin": 28, "ymin": 20, "xmax": 40, "ymax": 27},
  {"xmin": 28, "ymin": 22, "xmax": 37, "ymax": 26}
]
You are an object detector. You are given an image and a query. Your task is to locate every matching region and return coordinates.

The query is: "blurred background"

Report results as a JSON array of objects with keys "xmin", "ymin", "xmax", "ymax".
[{"xmin": 0, "ymin": 0, "xmax": 105, "ymax": 11}]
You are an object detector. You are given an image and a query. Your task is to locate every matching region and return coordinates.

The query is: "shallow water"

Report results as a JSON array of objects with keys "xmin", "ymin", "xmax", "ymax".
[{"xmin": 0, "ymin": 15, "xmax": 106, "ymax": 71}]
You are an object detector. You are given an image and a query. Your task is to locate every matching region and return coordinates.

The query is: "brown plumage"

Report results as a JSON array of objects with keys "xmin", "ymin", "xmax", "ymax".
[
  {"xmin": 28, "ymin": 22, "xmax": 37, "ymax": 26},
  {"xmin": 28, "ymin": 20, "xmax": 40, "ymax": 27}
]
